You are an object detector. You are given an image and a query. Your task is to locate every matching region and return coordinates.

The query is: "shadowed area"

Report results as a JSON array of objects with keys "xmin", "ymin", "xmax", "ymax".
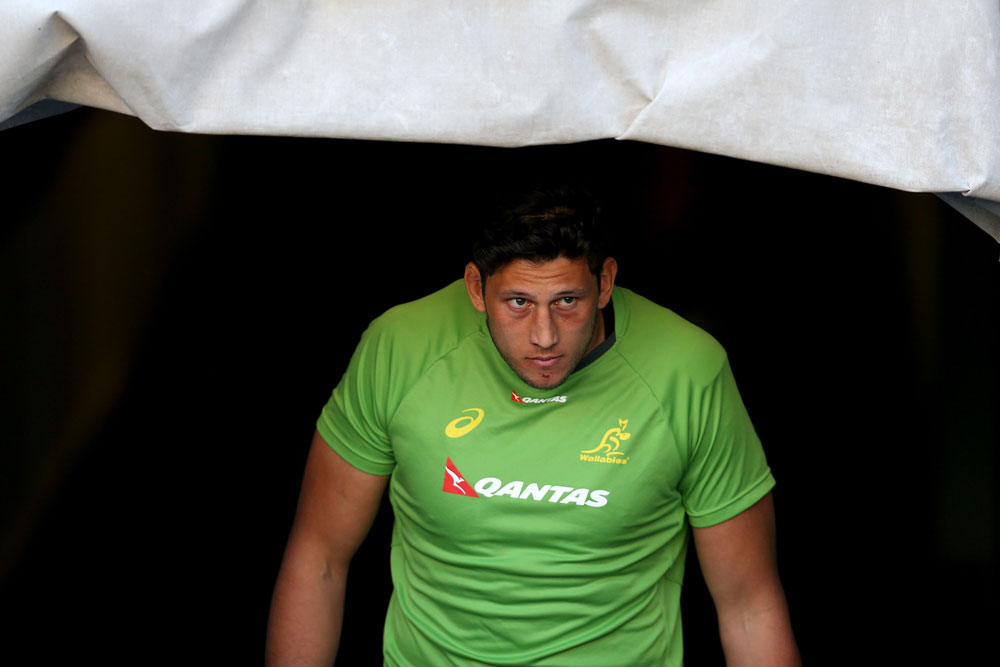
[{"xmin": 1, "ymin": 108, "xmax": 995, "ymax": 665}]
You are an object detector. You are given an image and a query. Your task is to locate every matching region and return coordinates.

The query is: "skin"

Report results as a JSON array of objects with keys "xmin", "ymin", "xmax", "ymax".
[
  {"xmin": 693, "ymin": 493, "xmax": 801, "ymax": 666},
  {"xmin": 463, "ymin": 256, "xmax": 618, "ymax": 389},
  {"xmin": 267, "ymin": 431, "xmax": 389, "ymax": 666}
]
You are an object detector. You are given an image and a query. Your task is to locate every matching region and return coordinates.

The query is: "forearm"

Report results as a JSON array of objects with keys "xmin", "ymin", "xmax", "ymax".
[
  {"xmin": 266, "ymin": 549, "xmax": 347, "ymax": 667},
  {"xmin": 267, "ymin": 434, "xmax": 389, "ymax": 665},
  {"xmin": 716, "ymin": 582, "xmax": 800, "ymax": 667}
]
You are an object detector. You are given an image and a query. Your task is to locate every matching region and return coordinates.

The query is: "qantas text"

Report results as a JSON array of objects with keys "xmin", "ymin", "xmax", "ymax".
[
  {"xmin": 511, "ymin": 390, "xmax": 567, "ymax": 404},
  {"xmin": 472, "ymin": 477, "xmax": 609, "ymax": 507}
]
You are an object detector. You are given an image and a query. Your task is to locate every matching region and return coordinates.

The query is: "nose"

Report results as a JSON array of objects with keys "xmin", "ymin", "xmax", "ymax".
[{"xmin": 529, "ymin": 307, "xmax": 558, "ymax": 349}]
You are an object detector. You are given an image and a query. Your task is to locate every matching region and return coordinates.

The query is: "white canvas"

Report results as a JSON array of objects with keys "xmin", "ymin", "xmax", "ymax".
[{"xmin": 2, "ymin": 1, "xmax": 998, "ymax": 239}]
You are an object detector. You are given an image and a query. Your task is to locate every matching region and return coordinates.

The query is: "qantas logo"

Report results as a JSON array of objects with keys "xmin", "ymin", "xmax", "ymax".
[
  {"xmin": 443, "ymin": 457, "xmax": 479, "ymax": 496},
  {"xmin": 511, "ymin": 390, "xmax": 567, "ymax": 404},
  {"xmin": 441, "ymin": 458, "xmax": 608, "ymax": 507}
]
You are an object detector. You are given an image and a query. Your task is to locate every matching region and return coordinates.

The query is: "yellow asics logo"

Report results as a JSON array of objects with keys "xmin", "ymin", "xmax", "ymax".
[
  {"xmin": 445, "ymin": 408, "xmax": 485, "ymax": 438},
  {"xmin": 581, "ymin": 418, "xmax": 630, "ymax": 456}
]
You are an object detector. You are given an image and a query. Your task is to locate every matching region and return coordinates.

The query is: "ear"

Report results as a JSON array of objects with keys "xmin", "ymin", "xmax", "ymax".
[
  {"xmin": 597, "ymin": 257, "xmax": 617, "ymax": 308},
  {"xmin": 464, "ymin": 262, "xmax": 487, "ymax": 313}
]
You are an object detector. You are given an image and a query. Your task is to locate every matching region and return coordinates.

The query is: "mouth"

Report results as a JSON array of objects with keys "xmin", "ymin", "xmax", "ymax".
[{"xmin": 527, "ymin": 356, "xmax": 562, "ymax": 369}]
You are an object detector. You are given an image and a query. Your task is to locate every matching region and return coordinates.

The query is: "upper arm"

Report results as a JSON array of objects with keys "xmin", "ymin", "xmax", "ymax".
[
  {"xmin": 692, "ymin": 492, "xmax": 799, "ymax": 665},
  {"xmin": 284, "ymin": 430, "xmax": 390, "ymax": 570},
  {"xmin": 691, "ymin": 491, "xmax": 779, "ymax": 610}
]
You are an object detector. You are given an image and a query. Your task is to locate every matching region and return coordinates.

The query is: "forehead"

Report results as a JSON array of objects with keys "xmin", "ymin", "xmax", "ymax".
[{"xmin": 487, "ymin": 257, "xmax": 596, "ymax": 295}]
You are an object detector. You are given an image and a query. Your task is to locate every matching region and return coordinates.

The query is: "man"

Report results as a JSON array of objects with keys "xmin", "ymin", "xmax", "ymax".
[{"xmin": 267, "ymin": 187, "xmax": 799, "ymax": 666}]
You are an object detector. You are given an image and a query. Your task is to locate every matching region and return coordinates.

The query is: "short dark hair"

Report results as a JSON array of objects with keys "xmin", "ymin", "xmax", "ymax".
[{"xmin": 471, "ymin": 186, "xmax": 611, "ymax": 279}]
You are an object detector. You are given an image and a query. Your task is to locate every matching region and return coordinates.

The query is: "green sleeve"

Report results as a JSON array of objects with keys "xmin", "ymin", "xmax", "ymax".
[
  {"xmin": 679, "ymin": 358, "xmax": 775, "ymax": 527},
  {"xmin": 317, "ymin": 321, "xmax": 397, "ymax": 475}
]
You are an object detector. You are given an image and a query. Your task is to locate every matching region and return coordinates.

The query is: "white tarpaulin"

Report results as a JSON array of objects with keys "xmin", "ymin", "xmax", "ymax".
[{"xmin": 2, "ymin": 1, "xmax": 999, "ymax": 240}]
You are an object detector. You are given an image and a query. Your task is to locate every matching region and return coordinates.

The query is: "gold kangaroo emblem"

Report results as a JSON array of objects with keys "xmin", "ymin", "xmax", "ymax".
[{"xmin": 581, "ymin": 419, "xmax": 631, "ymax": 456}]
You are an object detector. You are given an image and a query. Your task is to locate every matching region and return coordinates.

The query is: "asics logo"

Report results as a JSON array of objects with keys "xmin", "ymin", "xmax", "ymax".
[{"xmin": 445, "ymin": 408, "xmax": 484, "ymax": 438}]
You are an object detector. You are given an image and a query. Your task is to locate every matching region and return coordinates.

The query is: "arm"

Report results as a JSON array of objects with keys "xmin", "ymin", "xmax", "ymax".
[
  {"xmin": 692, "ymin": 492, "xmax": 800, "ymax": 667},
  {"xmin": 266, "ymin": 430, "xmax": 389, "ymax": 666}
]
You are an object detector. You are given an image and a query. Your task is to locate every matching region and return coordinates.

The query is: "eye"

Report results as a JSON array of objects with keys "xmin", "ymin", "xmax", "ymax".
[
  {"xmin": 558, "ymin": 297, "xmax": 576, "ymax": 306},
  {"xmin": 508, "ymin": 297, "xmax": 528, "ymax": 308}
]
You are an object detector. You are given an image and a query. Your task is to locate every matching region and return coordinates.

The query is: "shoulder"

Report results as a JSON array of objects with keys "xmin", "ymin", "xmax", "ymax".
[
  {"xmin": 374, "ymin": 279, "xmax": 481, "ymax": 337},
  {"xmin": 369, "ymin": 280, "xmax": 481, "ymax": 344},
  {"xmin": 328, "ymin": 279, "xmax": 486, "ymax": 432},
  {"xmin": 614, "ymin": 287, "xmax": 728, "ymax": 387},
  {"xmin": 357, "ymin": 279, "xmax": 485, "ymax": 375}
]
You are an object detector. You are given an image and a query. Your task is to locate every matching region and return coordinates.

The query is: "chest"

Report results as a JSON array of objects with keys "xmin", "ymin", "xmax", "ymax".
[{"xmin": 386, "ymin": 353, "xmax": 690, "ymax": 552}]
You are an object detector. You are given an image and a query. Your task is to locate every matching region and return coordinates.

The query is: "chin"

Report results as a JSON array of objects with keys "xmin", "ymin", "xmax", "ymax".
[{"xmin": 522, "ymin": 371, "xmax": 568, "ymax": 390}]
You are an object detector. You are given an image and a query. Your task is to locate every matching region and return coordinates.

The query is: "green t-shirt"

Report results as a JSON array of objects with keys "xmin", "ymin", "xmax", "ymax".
[{"xmin": 318, "ymin": 280, "xmax": 774, "ymax": 666}]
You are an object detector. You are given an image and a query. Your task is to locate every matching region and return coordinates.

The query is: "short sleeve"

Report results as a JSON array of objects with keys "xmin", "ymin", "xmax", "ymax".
[
  {"xmin": 679, "ymin": 358, "xmax": 774, "ymax": 527},
  {"xmin": 317, "ymin": 323, "xmax": 397, "ymax": 475}
]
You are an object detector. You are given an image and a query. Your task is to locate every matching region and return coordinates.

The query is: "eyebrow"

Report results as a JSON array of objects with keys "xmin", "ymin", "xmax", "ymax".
[{"xmin": 498, "ymin": 288, "xmax": 589, "ymax": 299}]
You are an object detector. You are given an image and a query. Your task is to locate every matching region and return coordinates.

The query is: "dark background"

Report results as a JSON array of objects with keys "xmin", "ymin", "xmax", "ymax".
[{"xmin": 1, "ymin": 108, "xmax": 996, "ymax": 664}]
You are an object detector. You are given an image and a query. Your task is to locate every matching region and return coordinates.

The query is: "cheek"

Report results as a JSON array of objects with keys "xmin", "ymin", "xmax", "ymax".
[
  {"xmin": 560, "ymin": 311, "xmax": 597, "ymax": 342},
  {"xmin": 504, "ymin": 318, "xmax": 532, "ymax": 342},
  {"xmin": 557, "ymin": 310, "xmax": 590, "ymax": 329},
  {"xmin": 488, "ymin": 313, "xmax": 528, "ymax": 345}
]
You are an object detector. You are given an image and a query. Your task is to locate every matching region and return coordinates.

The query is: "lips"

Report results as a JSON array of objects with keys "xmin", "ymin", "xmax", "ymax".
[{"xmin": 527, "ymin": 356, "xmax": 562, "ymax": 368}]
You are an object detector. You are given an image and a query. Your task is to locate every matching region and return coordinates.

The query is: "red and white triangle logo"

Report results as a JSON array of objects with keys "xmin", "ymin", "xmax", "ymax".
[
  {"xmin": 511, "ymin": 390, "xmax": 523, "ymax": 403},
  {"xmin": 443, "ymin": 457, "xmax": 479, "ymax": 497}
]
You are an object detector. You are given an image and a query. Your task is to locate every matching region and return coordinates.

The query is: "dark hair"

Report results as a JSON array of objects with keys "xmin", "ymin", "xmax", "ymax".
[{"xmin": 471, "ymin": 186, "xmax": 611, "ymax": 279}]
